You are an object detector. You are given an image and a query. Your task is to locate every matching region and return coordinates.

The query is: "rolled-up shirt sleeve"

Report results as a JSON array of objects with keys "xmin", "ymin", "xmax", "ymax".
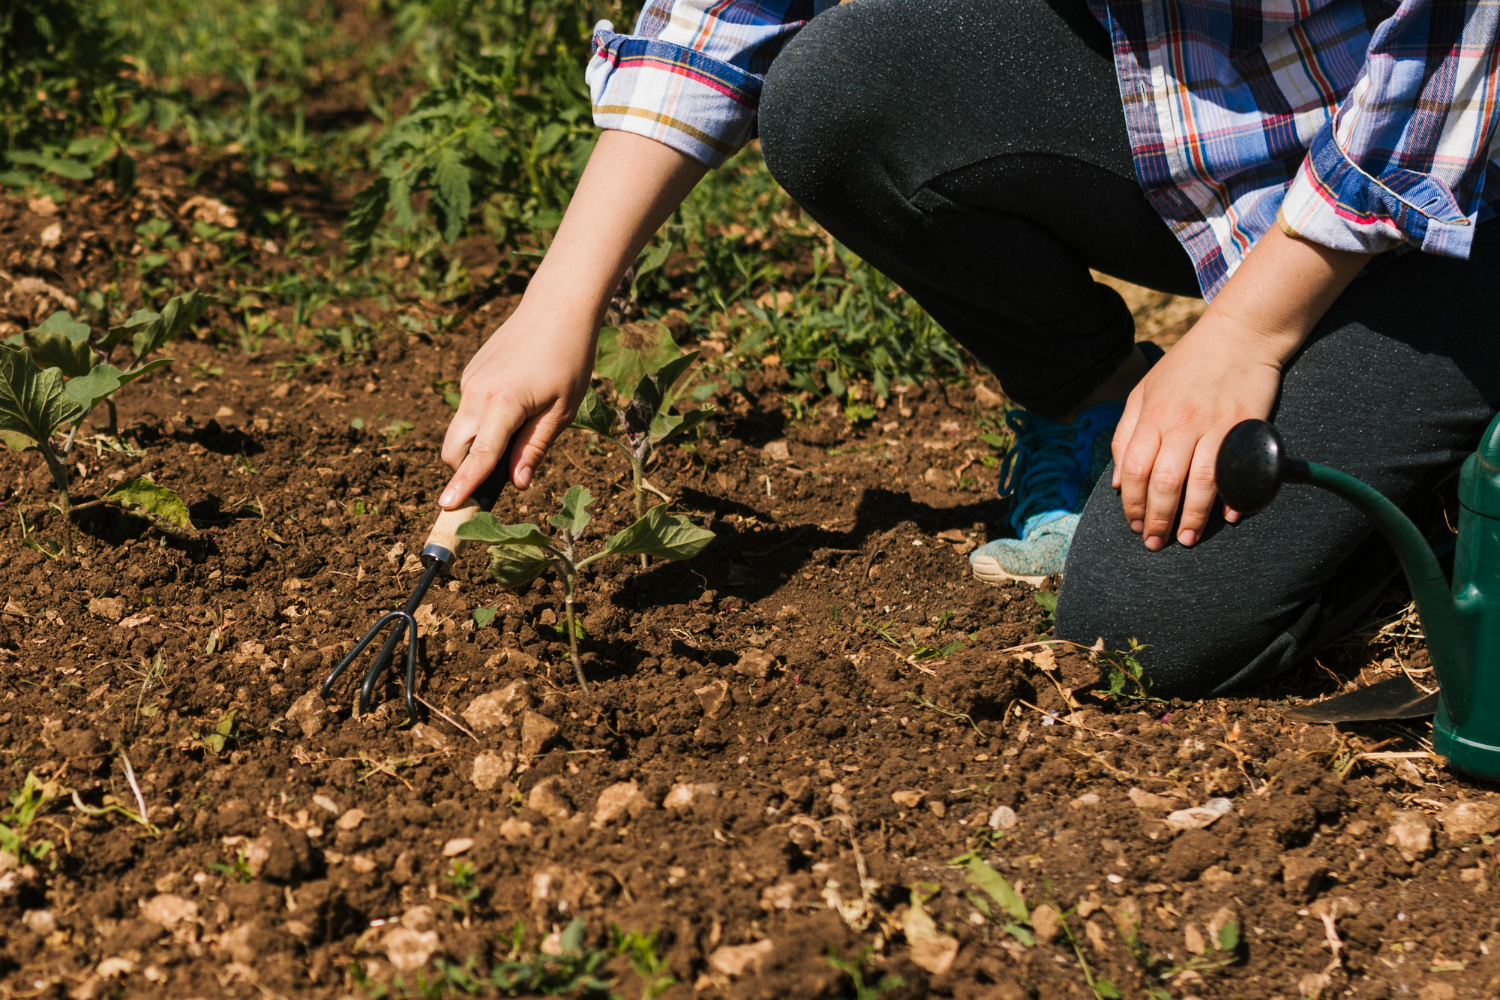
[
  {"xmin": 587, "ymin": 1, "xmax": 812, "ymax": 168},
  {"xmin": 1279, "ymin": 0, "xmax": 1500, "ymax": 259}
]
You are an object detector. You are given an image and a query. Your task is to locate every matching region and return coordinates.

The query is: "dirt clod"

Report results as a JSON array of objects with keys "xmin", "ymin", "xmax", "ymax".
[
  {"xmin": 1281, "ymin": 856, "xmax": 1328, "ymax": 900},
  {"xmin": 709, "ymin": 938, "xmax": 775, "ymax": 978},
  {"xmin": 520, "ymin": 711, "xmax": 559, "ymax": 758},
  {"xmin": 285, "ymin": 690, "xmax": 328, "ymax": 738},
  {"xmin": 1387, "ymin": 810, "xmax": 1435, "ymax": 862}
]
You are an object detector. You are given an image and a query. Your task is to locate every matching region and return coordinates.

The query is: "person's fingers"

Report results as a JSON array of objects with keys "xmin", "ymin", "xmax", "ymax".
[
  {"xmin": 1224, "ymin": 503, "xmax": 1242, "ymax": 524},
  {"xmin": 1111, "ymin": 389, "xmax": 1144, "ymax": 490},
  {"xmin": 1117, "ymin": 421, "xmax": 1161, "ymax": 534},
  {"xmin": 506, "ymin": 401, "xmax": 575, "ymax": 490},
  {"xmin": 1141, "ymin": 432, "xmax": 1194, "ymax": 550},
  {"xmin": 439, "ymin": 404, "xmax": 524, "ymax": 509},
  {"xmin": 1175, "ymin": 437, "xmax": 1222, "ymax": 546},
  {"xmin": 440, "ymin": 406, "xmax": 481, "ymax": 471}
]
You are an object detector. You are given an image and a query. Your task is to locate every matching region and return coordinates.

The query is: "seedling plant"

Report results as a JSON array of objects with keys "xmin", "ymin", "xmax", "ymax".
[
  {"xmin": 456, "ymin": 485, "xmax": 714, "ymax": 695},
  {"xmin": 0, "ymin": 772, "xmax": 62, "ymax": 868},
  {"xmin": 0, "ymin": 290, "xmax": 211, "ymax": 552}
]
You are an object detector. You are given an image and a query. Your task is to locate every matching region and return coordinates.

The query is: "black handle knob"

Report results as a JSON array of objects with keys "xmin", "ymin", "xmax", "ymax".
[{"xmin": 1216, "ymin": 419, "xmax": 1288, "ymax": 514}]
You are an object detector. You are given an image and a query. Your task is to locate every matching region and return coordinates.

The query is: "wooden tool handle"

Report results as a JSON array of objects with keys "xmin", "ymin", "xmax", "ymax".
[{"xmin": 423, "ymin": 456, "xmax": 513, "ymax": 560}]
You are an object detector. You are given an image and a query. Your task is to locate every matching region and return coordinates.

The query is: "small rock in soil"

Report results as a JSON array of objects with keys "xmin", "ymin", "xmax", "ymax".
[
  {"xmin": 88, "ymin": 597, "xmax": 125, "ymax": 622},
  {"xmin": 734, "ymin": 649, "xmax": 777, "ymax": 679},
  {"xmin": 988, "ymin": 804, "xmax": 1018, "ymax": 829},
  {"xmin": 1127, "ymin": 787, "xmax": 1177, "ymax": 813},
  {"xmin": 663, "ymin": 783, "xmax": 697, "ymax": 812},
  {"xmin": 244, "ymin": 827, "xmax": 312, "ymax": 883},
  {"xmin": 1386, "ymin": 810, "xmax": 1434, "ymax": 862},
  {"xmin": 1419, "ymin": 983, "xmax": 1458, "ymax": 1000},
  {"xmin": 21, "ymin": 910, "xmax": 55, "ymax": 935},
  {"xmin": 527, "ymin": 777, "xmax": 573, "ymax": 821},
  {"xmin": 591, "ymin": 781, "xmax": 641, "ymax": 828},
  {"xmin": 709, "ymin": 939, "xmax": 776, "ymax": 978},
  {"xmin": 761, "ymin": 440, "xmax": 790, "ymax": 462},
  {"xmin": 694, "ymin": 678, "xmax": 733, "ymax": 720},
  {"xmin": 382, "ymin": 927, "xmax": 440, "ymax": 973},
  {"xmin": 442, "ymin": 838, "xmax": 473, "ymax": 857},
  {"xmin": 1441, "ymin": 800, "xmax": 1500, "ymax": 838},
  {"xmin": 139, "ymin": 894, "xmax": 197, "ymax": 930},
  {"xmin": 336, "ymin": 809, "xmax": 366, "ymax": 831},
  {"xmin": 461, "ymin": 680, "xmax": 531, "ymax": 733},
  {"xmin": 1309, "ymin": 896, "xmax": 1362, "ymax": 921},
  {"xmin": 759, "ymin": 880, "xmax": 798, "ymax": 911},
  {"xmin": 1030, "ymin": 903, "xmax": 1062, "ymax": 944},
  {"xmin": 1281, "ymin": 856, "xmax": 1328, "ymax": 901},
  {"xmin": 520, "ymin": 711, "xmax": 560, "ymax": 758},
  {"xmin": 409, "ymin": 723, "xmax": 450, "ymax": 752},
  {"xmin": 285, "ymin": 690, "xmax": 328, "ymax": 738},
  {"xmin": 499, "ymin": 818, "xmax": 534, "ymax": 842},
  {"xmin": 471, "ymin": 749, "xmax": 516, "ymax": 791},
  {"xmin": 1165, "ymin": 797, "xmax": 1233, "ymax": 831},
  {"xmin": 891, "ymin": 790, "xmax": 924, "ymax": 809}
]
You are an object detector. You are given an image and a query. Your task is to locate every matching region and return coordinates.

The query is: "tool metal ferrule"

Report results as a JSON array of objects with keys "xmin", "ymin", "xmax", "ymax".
[{"xmin": 423, "ymin": 542, "xmax": 456, "ymax": 565}]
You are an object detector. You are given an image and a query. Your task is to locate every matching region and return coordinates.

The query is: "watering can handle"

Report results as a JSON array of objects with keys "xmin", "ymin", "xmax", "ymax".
[{"xmin": 422, "ymin": 454, "xmax": 513, "ymax": 564}]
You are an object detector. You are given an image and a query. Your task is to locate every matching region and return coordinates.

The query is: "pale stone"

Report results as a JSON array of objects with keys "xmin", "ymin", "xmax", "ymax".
[
  {"xmin": 591, "ymin": 781, "xmax": 641, "ymax": 828},
  {"xmin": 761, "ymin": 440, "xmax": 790, "ymax": 462},
  {"xmin": 663, "ymin": 783, "xmax": 696, "ymax": 811},
  {"xmin": 1386, "ymin": 810, "xmax": 1434, "ymax": 862},
  {"xmin": 709, "ymin": 939, "xmax": 775, "ymax": 978},
  {"xmin": 1165, "ymin": 798, "xmax": 1233, "ymax": 832},
  {"xmin": 140, "ymin": 894, "xmax": 197, "ymax": 929},
  {"xmin": 499, "ymin": 817, "xmax": 534, "ymax": 842},
  {"xmin": 382, "ymin": 927, "xmax": 439, "ymax": 972},
  {"xmin": 1127, "ymin": 787, "xmax": 1177, "ymax": 813},
  {"xmin": 336, "ymin": 809, "xmax": 366, "ymax": 832},
  {"xmin": 1029, "ymin": 903, "xmax": 1061, "ymax": 945},
  {"xmin": 520, "ymin": 711, "xmax": 560, "ymax": 758},
  {"xmin": 759, "ymin": 880, "xmax": 798, "ymax": 911},
  {"xmin": 286, "ymin": 690, "xmax": 328, "ymax": 738},
  {"xmin": 471, "ymin": 750, "xmax": 515, "ymax": 791},
  {"xmin": 442, "ymin": 838, "xmax": 473, "ymax": 857},
  {"xmin": 527, "ymin": 777, "xmax": 573, "ymax": 821},
  {"xmin": 694, "ymin": 679, "xmax": 733, "ymax": 720},
  {"xmin": 461, "ymin": 681, "xmax": 531, "ymax": 733},
  {"xmin": 1441, "ymin": 800, "xmax": 1500, "ymax": 838},
  {"xmin": 89, "ymin": 597, "xmax": 125, "ymax": 622},
  {"xmin": 734, "ymin": 649, "xmax": 777, "ymax": 679},
  {"xmin": 891, "ymin": 790, "xmax": 924, "ymax": 809},
  {"xmin": 988, "ymin": 805, "xmax": 1018, "ymax": 830}
]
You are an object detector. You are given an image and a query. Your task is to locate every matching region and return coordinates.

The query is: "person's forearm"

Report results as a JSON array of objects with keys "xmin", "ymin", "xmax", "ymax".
[
  {"xmin": 1195, "ymin": 221, "xmax": 1371, "ymax": 363},
  {"xmin": 521, "ymin": 129, "xmax": 709, "ymax": 328}
]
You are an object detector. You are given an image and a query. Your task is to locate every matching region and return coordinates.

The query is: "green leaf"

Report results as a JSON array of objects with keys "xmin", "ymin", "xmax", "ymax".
[
  {"xmin": 101, "ymin": 309, "xmax": 159, "ymax": 351},
  {"xmin": 432, "ymin": 146, "xmax": 472, "ymax": 244},
  {"xmin": 131, "ymin": 291, "xmax": 213, "ymax": 361},
  {"xmin": 455, "ymin": 512, "xmax": 555, "ymax": 550},
  {"xmin": 594, "ymin": 325, "xmax": 679, "ymax": 400},
  {"xmin": 1001, "ymin": 922, "xmax": 1035, "ymax": 947},
  {"xmin": 960, "ymin": 856, "xmax": 1028, "ymax": 924},
  {"xmin": 1093, "ymin": 979, "xmax": 1124, "ymax": 1000},
  {"xmin": 484, "ymin": 544, "xmax": 553, "ymax": 588},
  {"xmin": 1216, "ymin": 921, "xmax": 1240, "ymax": 953},
  {"xmin": 549, "ymin": 485, "xmax": 593, "ymax": 539},
  {"xmin": 344, "ymin": 177, "xmax": 390, "ymax": 264},
  {"xmin": 648, "ymin": 350, "xmax": 700, "ymax": 402},
  {"xmin": 471, "ymin": 607, "xmax": 498, "ymax": 629},
  {"xmin": 599, "ymin": 505, "xmax": 714, "ymax": 562},
  {"xmin": 1033, "ymin": 591, "xmax": 1058, "ymax": 614},
  {"xmin": 102, "ymin": 478, "xmax": 193, "ymax": 537},
  {"xmin": 651, "ymin": 406, "xmax": 713, "ymax": 448},
  {"xmin": 571, "ymin": 387, "xmax": 617, "ymax": 437},
  {"xmin": 0, "ymin": 429, "xmax": 36, "ymax": 452},
  {"xmin": 64, "ymin": 359, "xmax": 173, "ymax": 416},
  {"xmin": 24, "ymin": 312, "xmax": 93, "ymax": 377},
  {"xmin": 0, "ymin": 346, "xmax": 74, "ymax": 445}
]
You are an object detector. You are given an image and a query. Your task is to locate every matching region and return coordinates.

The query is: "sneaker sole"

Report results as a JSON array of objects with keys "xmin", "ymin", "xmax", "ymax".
[{"xmin": 970, "ymin": 559, "xmax": 1048, "ymax": 588}]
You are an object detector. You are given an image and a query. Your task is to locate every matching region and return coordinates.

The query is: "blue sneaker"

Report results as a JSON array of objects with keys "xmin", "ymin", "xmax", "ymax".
[{"xmin": 969, "ymin": 401, "xmax": 1124, "ymax": 586}]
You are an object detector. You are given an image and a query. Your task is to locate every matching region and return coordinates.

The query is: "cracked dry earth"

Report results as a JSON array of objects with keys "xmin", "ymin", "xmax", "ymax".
[{"xmin": 5, "ymin": 192, "xmax": 1500, "ymax": 1000}]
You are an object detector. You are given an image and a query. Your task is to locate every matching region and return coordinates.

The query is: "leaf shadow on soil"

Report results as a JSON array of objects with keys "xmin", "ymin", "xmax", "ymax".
[{"xmin": 613, "ymin": 486, "xmax": 1006, "ymax": 611}]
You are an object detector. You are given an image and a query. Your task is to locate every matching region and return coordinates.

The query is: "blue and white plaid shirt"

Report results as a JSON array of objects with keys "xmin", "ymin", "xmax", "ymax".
[{"xmin": 588, "ymin": 0, "xmax": 1500, "ymax": 297}]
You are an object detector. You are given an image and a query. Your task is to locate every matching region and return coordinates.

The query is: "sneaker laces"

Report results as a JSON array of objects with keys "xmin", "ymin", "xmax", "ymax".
[{"xmin": 997, "ymin": 408, "xmax": 1090, "ymax": 535}]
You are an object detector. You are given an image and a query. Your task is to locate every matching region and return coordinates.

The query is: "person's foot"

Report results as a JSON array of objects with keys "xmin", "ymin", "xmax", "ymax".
[{"xmin": 970, "ymin": 401, "xmax": 1125, "ymax": 586}]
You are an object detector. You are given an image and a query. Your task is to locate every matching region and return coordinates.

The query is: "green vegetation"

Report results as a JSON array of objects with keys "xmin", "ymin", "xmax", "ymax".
[
  {"xmin": 457, "ymin": 486, "xmax": 714, "ymax": 695},
  {"xmin": 0, "ymin": 772, "xmax": 62, "ymax": 867}
]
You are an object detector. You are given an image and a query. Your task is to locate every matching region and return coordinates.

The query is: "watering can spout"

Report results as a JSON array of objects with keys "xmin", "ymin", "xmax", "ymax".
[{"xmin": 1216, "ymin": 421, "xmax": 1499, "ymax": 776}]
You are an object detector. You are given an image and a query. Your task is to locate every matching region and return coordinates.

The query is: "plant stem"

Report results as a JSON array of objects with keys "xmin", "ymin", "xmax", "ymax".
[
  {"xmin": 39, "ymin": 442, "xmax": 72, "ymax": 556},
  {"xmin": 561, "ymin": 542, "xmax": 590, "ymax": 699},
  {"xmin": 631, "ymin": 454, "xmax": 646, "ymax": 569}
]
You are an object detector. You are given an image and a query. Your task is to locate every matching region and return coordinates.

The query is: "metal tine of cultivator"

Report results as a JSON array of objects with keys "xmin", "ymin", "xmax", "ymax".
[{"xmin": 320, "ymin": 558, "xmax": 444, "ymax": 723}]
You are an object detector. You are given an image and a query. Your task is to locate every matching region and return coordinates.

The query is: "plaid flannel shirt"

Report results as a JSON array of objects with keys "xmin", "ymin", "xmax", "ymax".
[{"xmin": 588, "ymin": 0, "xmax": 1500, "ymax": 297}]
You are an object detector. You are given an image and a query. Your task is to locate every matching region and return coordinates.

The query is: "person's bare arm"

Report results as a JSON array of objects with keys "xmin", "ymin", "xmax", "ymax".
[
  {"xmin": 438, "ymin": 130, "xmax": 708, "ymax": 508},
  {"xmin": 1110, "ymin": 223, "xmax": 1371, "ymax": 549}
]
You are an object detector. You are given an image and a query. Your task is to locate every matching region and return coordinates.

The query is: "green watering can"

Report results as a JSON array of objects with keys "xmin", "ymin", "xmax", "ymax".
[{"xmin": 1216, "ymin": 417, "xmax": 1500, "ymax": 780}]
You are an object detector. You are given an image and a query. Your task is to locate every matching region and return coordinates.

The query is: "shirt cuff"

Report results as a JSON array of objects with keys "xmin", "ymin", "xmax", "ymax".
[
  {"xmin": 1279, "ymin": 121, "xmax": 1476, "ymax": 259},
  {"xmin": 586, "ymin": 22, "xmax": 760, "ymax": 169}
]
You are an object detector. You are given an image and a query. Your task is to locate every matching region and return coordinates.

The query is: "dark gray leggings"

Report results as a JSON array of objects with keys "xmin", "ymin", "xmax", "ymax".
[{"xmin": 758, "ymin": 0, "xmax": 1500, "ymax": 696}]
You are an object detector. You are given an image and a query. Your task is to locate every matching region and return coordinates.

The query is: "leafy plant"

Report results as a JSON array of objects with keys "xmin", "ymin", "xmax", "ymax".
[
  {"xmin": 825, "ymin": 947, "xmax": 904, "ymax": 1000},
  {"xmin": 572, "ymin": 329, "xmax": 714, "ymax": 526},
  {"xmin": 488, "ymin": 918, "xmax": 614, "ymax": 997},
  {"xmin": 952, "ymin": 850, "xmax": 1034, "ymax": 947},
  {"xmin": 611, "ymin": 927, "xmax": 675, "ymax": 1000},
  {"xmin": 456, "ymin": 486, "xmax": 714, "ymax": 695},
  {"xmin": 209, "ymin": 850, "xmax": 254, "ymax": 883},
  {"xmin": 1159, "ymin": 920, "xmax": 1241, "ymax": 982},
  {"xmin": 182, "ymin": 710, "xmax": 239, "ymax": 755},
  {"xmin": 0, "ymin": 291, "xmax": 210, "ymax": 552},
  {"xmin": 1096, "ymin": 639, "xmax": 1164, "ymax": 706},
  {"xmin": 0, "ymin": 772, "xmax": 62, "ymax": 867}
]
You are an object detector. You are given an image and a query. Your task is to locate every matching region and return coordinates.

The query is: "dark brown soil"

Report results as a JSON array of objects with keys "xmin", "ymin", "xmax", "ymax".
[{"xmin": 2, "ymin": 174, "xmax": 1496, "ymax": 1000}]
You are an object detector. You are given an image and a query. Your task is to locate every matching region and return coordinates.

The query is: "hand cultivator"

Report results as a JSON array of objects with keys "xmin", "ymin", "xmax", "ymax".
[{"xmin": 321, "ymin": 465, "xmax": 510, "ymax": 723}]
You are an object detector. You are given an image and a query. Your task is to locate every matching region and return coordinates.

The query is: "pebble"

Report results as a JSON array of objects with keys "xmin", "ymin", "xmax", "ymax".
[
  {"xmin": 88, "ymin": 597, "xmax": 125, "ymax": 622},
  {"xmin": 1441, "ymin": 800, "xmax": 1500, "ymax": 838},
  {"xmin": 461, "ymin": 680, "xmax": 532, "ymax": 733},
  {"xmin": 442, "ymin": 838, "xmax": 473, "ymax": 857},
  {"xmin": 663, "ymin": 783, "xmax": 697, "ymax": 812},
  {"xmin": 1386, "ymin": 810, "xmax": 1434, "ymax": 862},
  {"xmin": 734, "ymin": 649, "xmax": 777, "ymax": 679},
  {"xmin": 22, "ymin": 909, "xmax": 56, "ymax": 935},
  {"xmin": 1165, "ymin": 798, "xmax": 1233, "ymax": 831},
  {"xmin": 520, "ymin": 711, "xmax": 560, "ymax": 758},
  {"xmin": 336, "ymin": 809, "xmax": 366, "ymax": 832},
  {"xmin": 592, "ymin": 781, "xmax": 642, "ymax": 828},
  {"xmin": 312, "ymin": 794, "xmax": 340, "ymax": 815},
  {"xmin": 694, "ymin": 679, "xmax": 733, "ymax": 720},
  {"xmin": 286, "ymin": 690, "xmax": 328, "ymax": 738},
  {"xmin": 499, "ymin": 818, "xmax": 534, "ymax": 842},
  {"xmin": 409, "ymin": 723, "xmax": 450, "ymax": 752},
  {"xmin": 471, "ymin": 749, "xmax": 516, "ymax": 791},
  {"xmin": 139, "ymin": 894, "xmax": 197, "ymax": 929},
  {"xmin": 761, "ymin": 440, "xmax": 790, "ymax": 462},
  {"xmin": 891, "ymin": 790, "xmax": 924, "ymax": 809},
  {"xmin": 527, "ymin": 776, "xmax": 573, "ymax": 821},
  {"xmin": 709, "ymin": 939, "xmax": 775, "ymax": 978},
  {"xmin": 382, "ymin": 927, "xmax": 439, "ymax": 972},
  {"xmin": 1127, "ymin": 787, "xmax": 1177, "ymax": 813},
  {"xmin": 1030, "ymin": 903, "xmax": 1061, "ymax": 944},
  {"xmin": 988, "ymin": 805, "xmax": 1018, "ymax": 830}
]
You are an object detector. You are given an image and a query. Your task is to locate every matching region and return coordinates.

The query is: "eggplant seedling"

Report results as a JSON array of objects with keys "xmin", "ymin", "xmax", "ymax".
[
  {"xmin": 572, "ymin": 330, "xmax": 714, "ymax": 523},
  {"xmin": 0, "ymin": 291, "xmax": 210, "ymax": 552},
  {"xmin": 457, "ymin": 485, "xmax": 713, "ymax": 695}
]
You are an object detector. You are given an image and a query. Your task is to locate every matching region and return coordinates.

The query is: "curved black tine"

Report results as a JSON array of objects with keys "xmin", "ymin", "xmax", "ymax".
[
  {"xmin": 321, "ymin": 558, "xmax": 445, "ymax": 725},
  {"xmin": 320, "ymin": 610, "xmax": 408, "ymax": 698},
  {"xmin": 359, "ymin": 611, "xmax": 415, "ymax": 718}
]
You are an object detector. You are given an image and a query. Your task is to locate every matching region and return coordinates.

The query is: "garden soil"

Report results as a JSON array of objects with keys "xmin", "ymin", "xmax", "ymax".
[{"xmin": 2, "ymin": 170, "xmax": 1497, "ymax": 1000}]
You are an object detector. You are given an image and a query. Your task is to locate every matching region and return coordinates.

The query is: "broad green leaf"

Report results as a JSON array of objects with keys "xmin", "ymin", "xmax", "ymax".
[
  {"xmin": 455, "ymin": 511, "xmax": 556, "ymax": 550},
  {"xmin": 651, "ymin": 406, "xmax": 713, "ymax": 448},
  {"xmin": 485, "ymin": 544, "xmax": 552, "ymax": 588},
  {"xmin": 0, "ymin": 429, "xmax": 36, "ymax": 452},
  {"xmin": 549, "ymin": 485, "xmax": 593, "ymax": 538},
  {"xmin": 961, "ymin": 856, "xmax": 1028, "ymax": 923},
  {"xmin": 571, "ymin": 387, "xmax": 617, "ymax": 437},
  {"xmin": 1217, "ymin": 921, "xmax": 1240, "ymax": 952},
  {"xmin": 344, "ymin": 177, "xmax": 390, "ymax": 264},
  {"xmin": 634, "ymin": 238, "xmax": 672, "ymax": 282},
  {"xmin": 624, "ymin": 370, "xmax": 664, "ymax": 441},
  {"xmin": 594, "ymin": 324, "xmax": 678, "ymax": 400},
  {"xmin": 599, "ymin": 505, "xmax": 714, "ymax": 562},
  {"xmin": 471, "ymin": 607, "xmax": 498, "ymax": 629},
  {"xmin": 648, "ymin": 350, "xmax": 700, "ymax": 402},
  {"xmin": 0, "ymin": 346, "xmax": 73, "ymax": 445},
  {"xmin": 432, "ymin": 146, "xmax": 472, "ymax": 244},
  {"xmin": 131, "ymin": 291, "xmax": 213, "ymax": 361},
  {"xmin": 103, "ymin": 478, "xmax": 193, "ymax": 536},
  {"xmin": 24, "ymin": 311, "xmax": 93, "ymax": 377},
  {"xmin": 64, "ymin": 359, "xmax": 174, "ymax": 416},
  {"xmin": 101, "ymin": 308, "xmax": 159, "ymax": 351}
]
